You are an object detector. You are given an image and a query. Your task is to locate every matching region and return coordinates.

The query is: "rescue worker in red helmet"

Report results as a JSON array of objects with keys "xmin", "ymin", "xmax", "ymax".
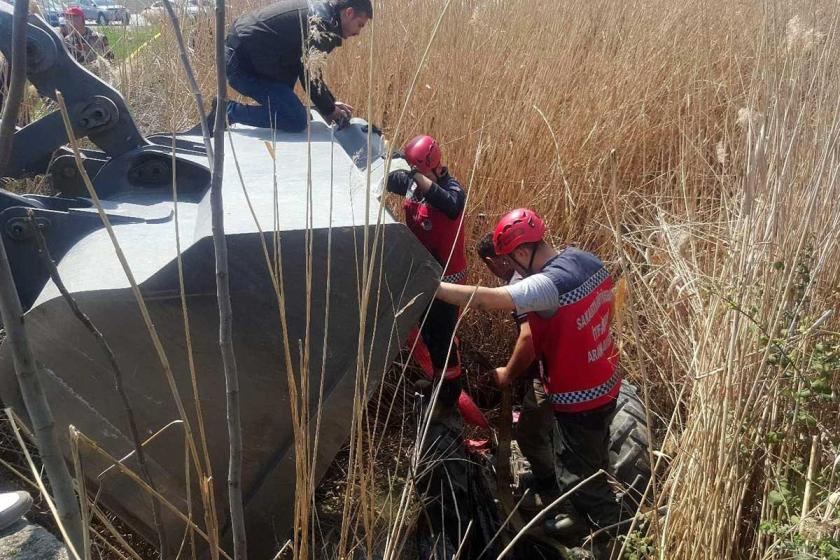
[
  {"xmin": 475, "ymin": 233, "xmax": 557, "ymax": 513},
  {"xmin": 386, "ymin": 134, "xmax": 467, "ymax": 408},
  {"xmin": 437, "ymin": 209, "xmax": 622, "ymax": 539},
  {"xmin": 386, "ymin": 135, "xmax": 472, "ymax": 555}
]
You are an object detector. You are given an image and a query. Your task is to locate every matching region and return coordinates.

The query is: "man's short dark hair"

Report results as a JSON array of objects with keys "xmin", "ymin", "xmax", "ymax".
[
  {"xmin": 333, "ymin": 0, "xmax": 373, "ymax": 18},
  {"xmin": 476, "ymin": 232, "xmax": 497, "ymax": 260}
]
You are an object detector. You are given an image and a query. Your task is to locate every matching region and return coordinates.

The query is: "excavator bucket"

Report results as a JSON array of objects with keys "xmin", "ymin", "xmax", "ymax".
[{"xmin": 0, "ymin": 6, "xmax": 440, "ymax": 557}]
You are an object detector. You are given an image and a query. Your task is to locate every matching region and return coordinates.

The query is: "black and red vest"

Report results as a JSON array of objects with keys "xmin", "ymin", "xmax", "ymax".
[
  {"xmin": 528, "ymin": 248, "xmax": 621, "ymax": 413},
  {"xmin": 403, "ymin": 178, "xmax": 467, "ymax": 284}
]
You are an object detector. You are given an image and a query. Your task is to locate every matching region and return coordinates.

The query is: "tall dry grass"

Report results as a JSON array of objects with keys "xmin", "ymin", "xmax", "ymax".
[
  {"xmin": 329, "ymin": 5, "xmax": 840, "ymax": 556},
  {"xmin": 18, "ymin": 0, "xmax": 840, "ymax": 558}
]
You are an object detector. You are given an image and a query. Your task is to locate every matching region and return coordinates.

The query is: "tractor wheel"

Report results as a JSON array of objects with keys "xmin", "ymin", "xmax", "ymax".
[{"xmin": 608, "ymin": 381, "xmax": 652, "ymax": 509}]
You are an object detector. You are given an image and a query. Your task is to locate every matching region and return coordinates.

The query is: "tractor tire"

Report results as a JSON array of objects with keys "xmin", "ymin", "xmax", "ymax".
[
  {"xmin": 414, "ymin": 408, "xmax": 502, "ymax": 559},
  {"xmin": 608, "ymin": 381, "xmax": 652, "ymax": 509}
]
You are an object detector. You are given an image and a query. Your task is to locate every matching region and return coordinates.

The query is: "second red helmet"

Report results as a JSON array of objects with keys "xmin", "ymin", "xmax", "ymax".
[
  {"xmin": 493, "ymin": 209, "xmax": 546, "ymax": 255},
  {"xmin": 403, "ymin": 135, "xmax": 441, "ymax": 174}
]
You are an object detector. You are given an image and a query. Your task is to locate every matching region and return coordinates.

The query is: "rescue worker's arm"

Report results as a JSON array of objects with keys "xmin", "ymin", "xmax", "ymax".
[
  {"xmin": 412, "ymin": 172, "xmax": 465, "ymax": 219},
  {"xmin": 436, "ymin": 282, "xmax": 516, "ymax": 311},
  {"xmin": 438, "ymin": 273, "xmax": 558, "ymax": 314},
  {"xmin": 495, "ymin": 320, "xmax": 535, "ymax": 388},
  {"xmin": 385, "ymin": 170, "xmax": 412, "ymax": 196}
]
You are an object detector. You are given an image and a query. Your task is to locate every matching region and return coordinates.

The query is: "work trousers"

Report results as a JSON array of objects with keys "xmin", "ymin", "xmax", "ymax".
[
  {"xmin": 226, "ymin": 48, "xmax": 309, "ymax": 132},
  {"xmin": 514, "ymin": 378, "xmax": 556, "ymax": 486},
  {"xmin": 555, "ymin": 399, "xmax": 621, "ymax": 530}
]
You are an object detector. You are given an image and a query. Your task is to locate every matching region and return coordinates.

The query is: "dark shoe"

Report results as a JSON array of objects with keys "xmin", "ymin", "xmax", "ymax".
[
  {"xmin": 203, "ymin": 97, "xmax": 229, "ymax": 137},
  {"xmin": 207, "ymin": 97, "xmax": 217, "ymax": 136},
  {"xmin": 519, "ymin": 472, "xmax": 562, "ymax": 513}
]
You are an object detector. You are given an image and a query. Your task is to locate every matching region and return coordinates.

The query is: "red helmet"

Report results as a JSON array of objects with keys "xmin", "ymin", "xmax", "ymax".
[
  {"xmin": 65, "ymin": 6, "xmax": 84, "ymax": 17},
  {"xmin": 403, "ymin": 135, "xmax": 441, "ymax": 174},
  {"xmin": 493, "ymin": 209, "xmax": 546, "ymax": 255}
]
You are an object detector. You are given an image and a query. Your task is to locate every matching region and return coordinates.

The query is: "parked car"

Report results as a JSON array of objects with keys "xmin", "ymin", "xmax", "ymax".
[
  {"xmin": 13, "ymin": 0, "xmax": 66, "ymax": 26},
  {"xmin": 142, "ymin": 0, "xmax": 209, "ymax": 23},
  {"xmin": 70, "ymin": 0, "xmax": 129, "ymax": 25},
  {"xmin": 39, "ymin": 0, "xmax": 65, "ymax": 25}
]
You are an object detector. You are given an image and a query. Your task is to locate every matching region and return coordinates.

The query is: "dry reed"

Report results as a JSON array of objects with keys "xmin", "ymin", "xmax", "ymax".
[{"xmin": 7, "ymin": 0, "xmax": 840, "ymax": 558}]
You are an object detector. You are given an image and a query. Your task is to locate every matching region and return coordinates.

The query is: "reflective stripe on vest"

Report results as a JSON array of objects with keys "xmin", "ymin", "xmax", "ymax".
[
  {"xmin": 546, "ymin": 368, "xmax": 622, "ymax": 407},
  {"xmin": 442, "ymin": 268, "xmax": 467, "ymax": 284}
]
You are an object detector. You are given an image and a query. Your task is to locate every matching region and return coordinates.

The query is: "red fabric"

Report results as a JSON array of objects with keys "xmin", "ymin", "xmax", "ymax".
[
  {"xmin": 404, "ymin": 198, "xmax": 467, "ymax": 281},
  {"xmin": 465, "ymin": 439, "xmax": 490, "ymax": 454},
  {"xmin": 529, "ymin": 274, "xmax": 620, "ymax": 412},
  {"xmin": 406, "ymin": 327, "xmax": 489, "ymax": 429},
  {"xmin": 458, "ymin": 391, "xmax": 489, "ymax": 429}
]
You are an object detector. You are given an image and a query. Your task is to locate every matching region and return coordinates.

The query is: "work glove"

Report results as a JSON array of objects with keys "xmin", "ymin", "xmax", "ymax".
[{"xmin": 386, "ymin": 169, "xmax": 413, "ymax": 196}]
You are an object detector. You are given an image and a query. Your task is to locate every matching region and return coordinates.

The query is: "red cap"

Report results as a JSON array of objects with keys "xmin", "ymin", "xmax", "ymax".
[
  {"xmin": 403, "ymin": 135, "xmax": 441, "ymax": 174},
  {"xmin": 493, "ymin": 209, "xmax": 546, "ymax": 255},
  {"xmin": 65, "ymin": 6, "xmax": 85, "ymax": 17}
]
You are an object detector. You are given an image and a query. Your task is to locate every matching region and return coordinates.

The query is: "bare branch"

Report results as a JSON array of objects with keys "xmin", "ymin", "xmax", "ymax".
[
  {"xmin": 209, "ymin": 0, "xmax": 246, "ymax": 555},
  {"xmin": 0, "ymin": 229, "xmax": 83, "ymax": 552}
]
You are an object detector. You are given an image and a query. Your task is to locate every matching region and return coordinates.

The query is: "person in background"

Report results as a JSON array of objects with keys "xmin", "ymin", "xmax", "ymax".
[{"xmin": 61, "ymin": 6, "xmax": 114, "ymax": 66}]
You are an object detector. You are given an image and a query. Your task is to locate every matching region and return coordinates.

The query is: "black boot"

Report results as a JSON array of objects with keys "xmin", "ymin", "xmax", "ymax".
[
  {"xmin": 204, "ymin": 97, "xmax": 227, "ymax": 137},
  {"xmin": 519, "ymin": 471, "xmax": 561, "ymax": 513},
  {"xmin": 543, "ymin": 501, "xmax": 588, "ymax": 541}
]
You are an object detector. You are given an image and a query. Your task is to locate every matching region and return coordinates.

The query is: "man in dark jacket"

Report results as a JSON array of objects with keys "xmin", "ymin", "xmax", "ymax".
[{"xmin": 224, "ymin": 0, "xmax": 371, "ymax": 132}]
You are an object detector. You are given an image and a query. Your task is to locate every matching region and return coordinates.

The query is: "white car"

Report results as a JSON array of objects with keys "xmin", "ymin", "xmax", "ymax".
[
  {"xmin": 72, "ymin": 0, "xmax": 130, "ymax": 25},
  {"xmin": 142, "ymin": 0, "xmax": 210, "ymax": 23}
]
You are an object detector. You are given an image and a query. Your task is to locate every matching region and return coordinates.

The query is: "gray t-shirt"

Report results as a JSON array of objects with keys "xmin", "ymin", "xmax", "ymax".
[
  {"xmin": 504, "ymin": 273, "xmax": 560, "ymax": 318},
  {"xmin": 508, "ymin": 272, "xmax": 527, "ymax": 323}
]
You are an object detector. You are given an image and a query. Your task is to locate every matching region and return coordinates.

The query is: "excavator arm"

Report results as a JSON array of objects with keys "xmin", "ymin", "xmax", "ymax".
[{"xmin": 0, "ymin": 2, "xmax": 148, "ymax": 177}]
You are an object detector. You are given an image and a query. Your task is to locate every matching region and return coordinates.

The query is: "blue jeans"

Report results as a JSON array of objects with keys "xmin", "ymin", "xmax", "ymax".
[{"xmin": 226, "ymin": 50, "xmax": 309, "ymax": 132}]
